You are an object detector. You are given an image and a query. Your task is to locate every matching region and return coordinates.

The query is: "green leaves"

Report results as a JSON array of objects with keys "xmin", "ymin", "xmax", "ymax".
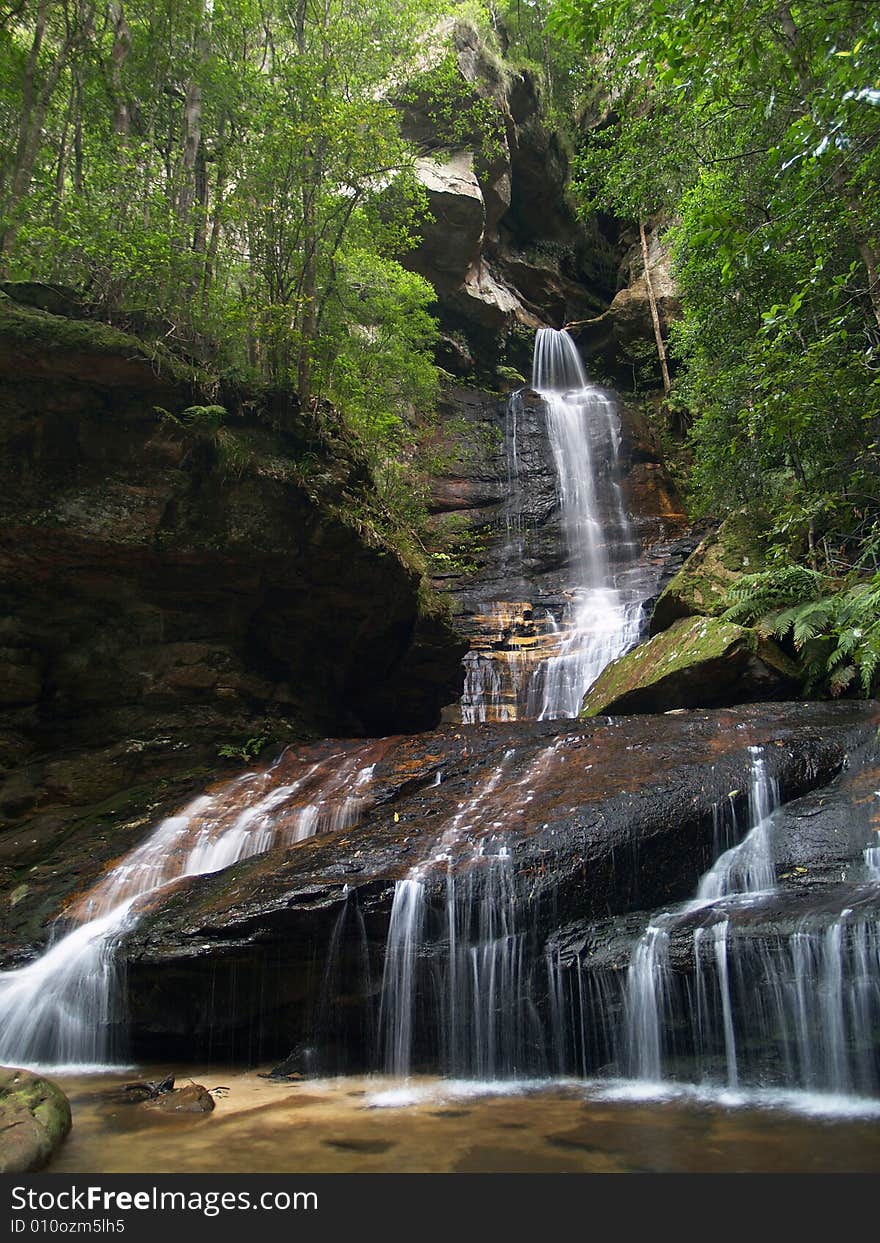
[{"xmin": 722, "ymin": 568, "xmax": 880, "ymax": 697}]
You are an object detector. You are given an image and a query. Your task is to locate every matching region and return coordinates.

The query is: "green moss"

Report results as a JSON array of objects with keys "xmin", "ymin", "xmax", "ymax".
[
  {"xmin": 580, "ymin": 615, "xmax": 798, "ymax": 717},
  {"xmin": 0, "ymin": 1070, "xmax": 71, "ymax": 1171},
  {"xmin": 0, "ymin": 294, "xmax": 199, "ymax": 387},
  {"xmin": 652, "ymin": 511, "xmax": 768, "ymax": 632}
]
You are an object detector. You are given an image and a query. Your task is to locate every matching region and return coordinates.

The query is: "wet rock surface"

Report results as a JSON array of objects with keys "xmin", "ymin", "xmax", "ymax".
[
  {"xmin": 148, "ymin": 1083, "xmax": 215, "ymax": 1114},
  {"xmin": 550, "ymin": 749, "xmax": 880, "ymax": 977},
  {"xmin": 0, "ymin": 1067, "xmax": 72, "ymax": 1172},
  {"xmin": 650, "ymin": 511, "xmax": 768, "ymax": 635},
  {"xmin": 115, "ymin": 701, "xmax": 879, "ymax": 1060},
  {"xmin": 426, "ymin": 380, "xmax": 686, "ymax": 673}
]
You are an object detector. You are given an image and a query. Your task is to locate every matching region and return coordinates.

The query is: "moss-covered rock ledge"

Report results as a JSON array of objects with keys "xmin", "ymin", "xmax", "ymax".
[
  {"xmin": 0, "ymin": 1068, "xmax": 71, "ymax": 1172},
  {"xmin": 580, "ymin": 616, "xmax": 800, "ymax": 717}
]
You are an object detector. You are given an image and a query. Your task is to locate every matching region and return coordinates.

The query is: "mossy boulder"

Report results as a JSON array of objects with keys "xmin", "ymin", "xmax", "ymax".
[
  {"xmin": 650, "ymin": 512, "xmax": 767, "ymax": 635},
  {"xmin": 580, "ymin": 616, "xmax": 800, "ymax": 717},
  {"xmin": 0, "ymin": 1067, "xmax": 71, "ymax": 1172}
]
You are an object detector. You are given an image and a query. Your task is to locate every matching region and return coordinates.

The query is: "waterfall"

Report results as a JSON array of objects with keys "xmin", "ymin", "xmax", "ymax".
[
  {"xmin": 696, "ymin": 747, "xmax": 779, "ymax": 899},
  {"xmin": 580, "ymin": 750, "xmax": 880, "ymax": 1098},
  {"xmin": 463, "ymin": 329, "xmax": 646, "ymax": 722},
  {"xmin": 377, "ymin": 745, "xmax": 557, "ymax": 1079},
  {"xmin": 0, "ymin": 741, "xmax": 389, "ymax": 1070}
]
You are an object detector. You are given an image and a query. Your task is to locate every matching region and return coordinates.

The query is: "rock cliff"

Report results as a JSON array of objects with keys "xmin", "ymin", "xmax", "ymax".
[{"xmin": 0, "ymin": 292, "xmax": 466, "ymax": 955}]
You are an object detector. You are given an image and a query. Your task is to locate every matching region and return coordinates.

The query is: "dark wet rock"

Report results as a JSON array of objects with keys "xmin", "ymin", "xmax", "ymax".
[
  {"xmin": 426, "ymin": 381, "xmax": 686, "ymax": 674},
  {"xmin": 266, "ymin": 1042, "xmax": 320, "ymax": 1080},
  {"xmin": 118, "ymin": 701, "xmax": 879, "ymax": 1060},
  {"xmin": 119, "ymin": 1073, "xmax": 175, "ymax": 1102},
  {"xmin": 0, "ymin": 298, "xmax": 466, "ymax": 957},
  {"xmin": 149, "ymin": 1083, "xmax": 215, "ymax": 1113},
  {"xmin": 549, "ymin": 747, "xmax": 880, "ymax": 979},
  {"xmin": 0, "ymin": 1067, "xmax": 71, "ymax": 1172},
  {"xmin": 580, "ymin": 617, "xmax": 800, "ymax": 717}
]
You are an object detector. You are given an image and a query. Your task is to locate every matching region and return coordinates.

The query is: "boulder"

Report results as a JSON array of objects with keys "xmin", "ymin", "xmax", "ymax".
[
  {"xmin": 411, "ymin": 152, "xmax": 485, "ymax": 278},
  {"xmin": 580, "ymin": 616, "xmax": 800, "ymax": 717},
  {"xmin": 650, "ymin": 511, "xmax": 767, "ymax": 634},
  {"xmin": 0, "ymin": 1067, "xmax": 71, "ymax": 1172},
  {"xmin": 0, "ymin": 296, "xmax": 467, "ymax": 959}
]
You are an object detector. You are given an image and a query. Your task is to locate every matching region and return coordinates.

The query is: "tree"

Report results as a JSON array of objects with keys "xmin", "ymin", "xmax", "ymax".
[{"xmin": 552, "ymin": 0, "xmax": 880, "ymax": 567}]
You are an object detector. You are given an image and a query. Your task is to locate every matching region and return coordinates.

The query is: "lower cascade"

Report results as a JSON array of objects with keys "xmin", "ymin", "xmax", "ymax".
[
  {"xmin": 0, "ymin": 740, "xmax": 390, "ymax": 1069},
  {"xmin": 370, "ymin": 744, "xmax": 880, "ymax": 1097}
]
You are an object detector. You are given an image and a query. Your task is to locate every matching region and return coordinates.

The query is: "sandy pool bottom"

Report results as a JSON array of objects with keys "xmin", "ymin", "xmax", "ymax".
[{"xmin": 45, "ymin": 1069, "xmax": 880, "ymax": 1174}]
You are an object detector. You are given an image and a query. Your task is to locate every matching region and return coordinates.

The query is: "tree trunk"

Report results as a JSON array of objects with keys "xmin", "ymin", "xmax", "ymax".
[
  {"xmin": 177, "ymin": 3, "xmax": 209, "ymax": 224},
  {"xmin": 1, "ymin": 0, "xmax": 93, "ymax": 259},
  {"xmin": 108, "ymin": 2, "xmax": 132, "ymax": 138},
  {"xmin": 639, "ymin": 219, "xmax": 671, "ymax": 394}
]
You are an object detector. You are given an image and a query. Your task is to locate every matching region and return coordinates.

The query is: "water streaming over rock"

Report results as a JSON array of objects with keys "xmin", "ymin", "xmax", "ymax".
[
  {"xmin": 556, "ymin": 750, "xmax": 880, "ymax": 1097},
  {"xmin": 462, "ymin": 329, "xmax": 647, "ymax": 723},
  {"xmin": 2, "ymin": 326, "xmax": 878, "ymax": 1113},
  {"xmin": 0, "ymin": 739, "xmax": 393, "ymax": 1069}
]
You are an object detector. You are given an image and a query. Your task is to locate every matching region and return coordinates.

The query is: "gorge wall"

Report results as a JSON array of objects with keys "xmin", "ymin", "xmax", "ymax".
[{"xmin": 0, "ymin": 294, "xmax": 466, "ymax": 958}]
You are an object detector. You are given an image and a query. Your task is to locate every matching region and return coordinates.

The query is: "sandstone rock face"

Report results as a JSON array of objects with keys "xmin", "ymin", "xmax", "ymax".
[
  {"xmin": 0, "ymin": 295, "xmax": 466, "ymax": 956},
  {"xmin": 412, "ymin": 151, "xmax": 486, "ymax": 277},
  {"xmin": 425, "ymin": 381, "xmax": 687, "ymax": 677},
  {"xmin": 576, "ymin": 225, "xmax": 681, "ymax": 364},
  {"xmin": 580, "ymin": 616, "xmax": 800, "ymax": 717},
  {"xmin": 399, "ymin": 21, "xmax": 619, "ymax": 377},
  {"xmin": 0, "ymin": 1068, "xmax": 71, "ymax": 1172},
  {"xmin": 118, "ymin": 701, "xmax": 879, "ymax": 1063}
]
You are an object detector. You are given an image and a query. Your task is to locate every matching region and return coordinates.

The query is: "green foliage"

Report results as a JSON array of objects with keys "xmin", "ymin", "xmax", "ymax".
[
  {"xmin": 0, "ymin": 0, "xmax": 461, "ymax": 540},
  {"xmin": 722, "ymin": 566, "xmax": 829, "ymax": 626},
  {"xmin": 722, "ymin": 567, "xmax": 880, "ymax": 697},
  {"xmin": 218, "ymin": 735, "xmax": 269, "ymax": 763},
  {"xmin": 400, "ymin": 47, "xmax": 507, "ymax": 167},
  {"xmin": 552, "ymin": 0, "xmax": 880, "ymax": 572}
]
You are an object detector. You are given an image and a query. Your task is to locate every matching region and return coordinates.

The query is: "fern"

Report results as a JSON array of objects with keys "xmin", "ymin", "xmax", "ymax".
[
  {"xmin": 721, "ymin": 566, "xmax": 826, "ymax": 626},
  {"xmin": 728, "ymin": 570, "xmax": 880, "ymax": 699},
  {"xmin": 730, "ymin": 571, "xmax": 879, "ymax": 701}
]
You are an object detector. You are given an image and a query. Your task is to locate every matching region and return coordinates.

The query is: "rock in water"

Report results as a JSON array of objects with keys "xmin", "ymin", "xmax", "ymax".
[
  {"xmin": 149, "ymin": 1083, "xmax": 215, "ymax": 1114},
  {"xmin": 0, "ymin": 1067, "xmax": 71, "ymax": 1172},
  {"xmin": 580, "ymin": 617, "xmax": 800, "ymax": 716}
]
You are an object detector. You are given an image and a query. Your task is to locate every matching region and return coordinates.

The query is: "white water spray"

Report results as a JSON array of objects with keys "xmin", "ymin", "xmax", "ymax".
[
  {"xmin": 0, "ymin": 744, "xmax": 387, "ymax": 1071},
  {"xmin": 464, "ymin": 329, "xmax": 646, "ymax": 722}
]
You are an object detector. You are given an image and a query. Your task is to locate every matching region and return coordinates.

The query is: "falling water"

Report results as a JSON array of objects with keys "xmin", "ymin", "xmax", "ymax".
[
  {"xmin": 574, "ymin": 751, "xmax": 880, "ymax": 1097},
  {"xmin": 527, "ymin": 329, "xmax": 643, "ymax": 720},
  {"xmin": 378, "ymin": 745, "xmax": 559, "ymax": 1078},
  {"xmin": 697, "ymin": 747, "xmax": 779, "ymax": 900},
  {"xmin": 0, "ymin": 740, "xmax": 390, "ymax": 1070},
  {"xmin": 464, "ymin": 329, "xmax": 647, "ymax": 722}
]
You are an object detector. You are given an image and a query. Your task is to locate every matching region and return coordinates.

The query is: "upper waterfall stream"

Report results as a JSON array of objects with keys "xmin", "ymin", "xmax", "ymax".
[{"xmin": 462, "ymin": 329, "xmax": 648, "ymax": 723}]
